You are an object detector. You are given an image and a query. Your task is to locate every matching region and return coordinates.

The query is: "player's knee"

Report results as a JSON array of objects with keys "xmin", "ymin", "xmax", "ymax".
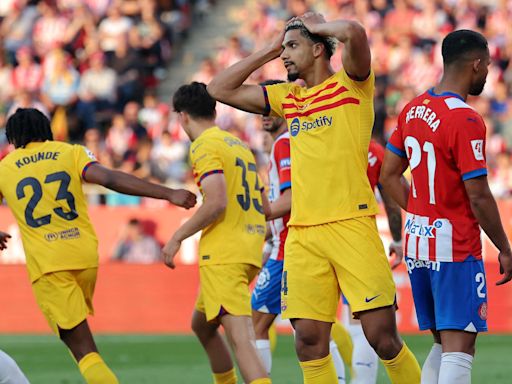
[
  {"xmin": 294, "ymin": 328, "xmax": 329, "ymax": 360},
  {"xmin": 366, "ymin": 333, "xmax": 402, "ymax": 360}
]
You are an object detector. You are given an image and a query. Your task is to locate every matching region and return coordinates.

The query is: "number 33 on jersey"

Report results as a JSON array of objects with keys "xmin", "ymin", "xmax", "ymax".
[
  {"xmin": 387, "ymin": 89, "xmax": 487, "ymax": 262},
  {"xmin": 0, "ymin": 141, "xmax": 99, "ymax": 282}
]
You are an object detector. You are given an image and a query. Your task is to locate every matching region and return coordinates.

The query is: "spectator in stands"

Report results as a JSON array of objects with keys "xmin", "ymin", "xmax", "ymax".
[
  {"xmin": 11, "ymin": 46, "xmax": 42, "ymax": 94},
  {"xmin": 151, "ymin": 130, "xmax": 188, "ymax": 183},
  {"xmin": 112, "ymin": 218, "xmax": 161, "ymax": 263},
  {"xmin": 98, "ymin": 1, "xmax": 133, "ymax": 58},
  {"xmin": 123, "ymin": 101, "xmax": 148, "ymax": 139},
  {"xmin": 32, "ymin": 1, "xmax": 69, "ymax": 59}
]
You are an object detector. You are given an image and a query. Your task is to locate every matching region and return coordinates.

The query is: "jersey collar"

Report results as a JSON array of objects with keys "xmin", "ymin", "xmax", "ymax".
[{"xmin": 427, "ymin": 88, "xmax": 464, "ymax": 101}]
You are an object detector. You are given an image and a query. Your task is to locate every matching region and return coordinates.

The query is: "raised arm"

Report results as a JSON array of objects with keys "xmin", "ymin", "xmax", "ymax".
[
  {"xmin": 207, "ymin": 30, "xmax": 285, "ymax": 114},
  {"xmin": 162, "ymin": 173, "xmax": 227, "ymax": 268},
  {"xmin": 83, "ymin": 163, "xmax": 197, "ymax": 209},
  {"xmin": 300, "ymin": 13, "xmax": 371, "ymax": 80},
  {"xmin": 464, "ymin": 176, "xmax": 512, "ymax": 285}
]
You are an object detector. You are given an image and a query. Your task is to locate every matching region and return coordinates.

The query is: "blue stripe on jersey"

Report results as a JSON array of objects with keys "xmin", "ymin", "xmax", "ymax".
[
  {"xmin": 462, "ymin": 168, "xmax": 487, "ymax": 181},
  {"xmin": 386, "ymin": 142, "xmax": 407, "ymax": 158},
  {"xmin": 280, "ymin": 181, "xmax": 291, "ymax": 192},
  {"xmin": 427, "ymin": 88, "xmax": 464, "ymax": 101},
  {"xmin": 262, "ymin": 86, "xmax": 271, "ymax": 116},
  {"xmin": 199, "ymin": 169, "xmax": 224, "ymax": 185},
  {"xmin": 81, "ymin": 161, "xmax": 98, "ymax": 181}
]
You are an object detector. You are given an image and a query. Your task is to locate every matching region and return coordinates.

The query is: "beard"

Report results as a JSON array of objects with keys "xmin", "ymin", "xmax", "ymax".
[
  {"xmin": 469, "ymin": 79, "xmax": 486, "ymax": 96},
  {"xmin": 287, "ymin": 71, "xmax": 300, "ymax": 82}
]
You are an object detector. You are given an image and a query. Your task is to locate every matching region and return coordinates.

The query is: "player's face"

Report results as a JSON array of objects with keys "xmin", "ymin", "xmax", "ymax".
[
  {"xmin": 280, "ymin": 29, "xmax": 315, "ymax": 81},
  {"xmin": 469, "ymin": 51, "xmax": 490, "ymax": 96},
  {"xmin": 261, "ymin": 115, "xmax": 284, "ymax": 133}
]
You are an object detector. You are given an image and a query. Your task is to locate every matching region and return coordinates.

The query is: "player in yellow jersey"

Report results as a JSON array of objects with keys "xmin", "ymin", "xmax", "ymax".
[
  {"xmin": 207, "ymin": 12, "xmax": 420, "ymax": 384},
  {"xmin": 161, "ymin": 82, "xmax": 271, "ymax": 384},
  {"xmin": 0, "ymin": 108, "xmax": 196, "ymax": 384}
]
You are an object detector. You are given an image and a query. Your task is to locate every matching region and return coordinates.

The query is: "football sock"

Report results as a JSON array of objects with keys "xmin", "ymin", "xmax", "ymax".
[
  {"xmin": 382, "ymin": 343, "xmax": 421, "ymax": 384},
  {"xmin": 78, "ymin": 352, "xmax": 119, "ymax": 384},
  {"xmin": 348, "ymin": 323, "xmax": 378, "ymax": 384},
  {"xmin": 438, "ymin": 352, "xmax": 472, "ymax": 384},
  {"xmin": 249, "ymin": 379, "xmax": 272, "ymax": 384},
  {"xmin": 0, "ymin": 349, "xmax": 29, "ymax": 384},
  {"xmin": 299, "ymin": 354, "xmax": 338, "ymax": 384},
  {"xmin": 213, "ymin": 368, "xmax": 237, "ymax": 384},
  {"xmin": 421, "ymin": 343, "xmax": 442, "ymax": 384},
  {"xmin": 255, "ymin": 339, "xmax": 272, "ymax": 375},
  {"xmin": 329, "ymin": 340, "xmax": 346, "ymax": 383},
  {"xmin": 331, "ymin": 321, "xmax": 353, "ymax": 366}
]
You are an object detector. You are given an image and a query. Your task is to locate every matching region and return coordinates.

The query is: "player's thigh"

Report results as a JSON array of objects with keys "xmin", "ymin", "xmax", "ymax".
[
  {"xmin": 327, "ymin": 217, "xmax": 396, "ymax": 314},
  {"xmin": 198, "ymin": 263, "xmax": 259, "ymax": 322},
  {"xmin": 252, "ymin": 310, "xmax": 277, "ymax": 337},
  {"xmin": 32, "ymin": 269, "xmax": 95, "ymax": 335},
  {"xmin": 432, "ymin": 259, "xmax": 487, "ymax": 333},
  {"xmin": 406, "ymin": 257, "xmax": 436, "ymax": 331},
  {"xmin": 282, "ymin": 226, "xmax": 339, "ymax": 323},
  {"xmin": 439, "ymin": 330, "xmax": 477, "ymax": 355},
  {"xmin": 251, "ymin": 259, "xmax": 283, "ymax": 316}
]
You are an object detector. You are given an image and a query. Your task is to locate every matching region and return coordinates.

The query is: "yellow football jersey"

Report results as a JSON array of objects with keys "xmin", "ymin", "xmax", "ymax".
[
  {"xmin": 263, "ymin": 70, "xmax": 379, "ymax": 226},
  {"xmin": 190, "ymin": 127, "xmax": 266, "ymax": 267},
  {"xmin": 0, "ymin": 141, "xmax": 99, "ymax": 282}
]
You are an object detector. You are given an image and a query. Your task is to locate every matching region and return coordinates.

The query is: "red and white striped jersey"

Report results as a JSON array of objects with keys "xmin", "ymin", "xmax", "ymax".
[
  {"xmin": 267, "ymin": 131, "xmax": 291, "ymax": 261},
  {"xmin": 388, "ymin": 89, "xmax": 487, "ymax": 262}
]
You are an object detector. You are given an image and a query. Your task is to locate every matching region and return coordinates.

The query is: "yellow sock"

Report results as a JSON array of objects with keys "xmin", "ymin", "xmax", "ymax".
[
  {"xmin": 269, "ymin": 322, "xmax": 277, "ymax": 352},
  {"xmin": 78, "ymin": 352, "xmax": 119, "ymax": 384},
  {"xmin": 381, "ymin": 343, "xmax": 421, "ymax": 384},
  {"xmin": 331, "ymin": 321, "xmax": 353, "ymax": 366},
  {"xmin": 250, "ymin": 379, "xmax": 272, "ymax": 384},
  {"xmin": 213, "ymin": 368, "xmax": 237, "ymax": 384},
  {"xmin": 299, "ymin": 354, "xmax": 337, "ymax": 384}
]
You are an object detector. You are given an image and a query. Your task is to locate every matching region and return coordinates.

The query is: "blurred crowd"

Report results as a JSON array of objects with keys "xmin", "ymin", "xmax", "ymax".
[{"xmin": 1, "ymin": 0, "xmax": 512, "ymax": 203}]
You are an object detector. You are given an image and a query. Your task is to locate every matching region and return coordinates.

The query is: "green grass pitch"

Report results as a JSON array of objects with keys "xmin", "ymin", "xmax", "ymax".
[{"xmin": 1, "ymin": 334, "xmax": 510, "ymax": 383}]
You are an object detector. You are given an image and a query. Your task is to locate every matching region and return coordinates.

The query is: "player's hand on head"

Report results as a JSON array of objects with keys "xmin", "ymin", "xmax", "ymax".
[
  {"xmin": 389, "ymin": 240, "xmax": 404, "ymax": 270},
  {"xmin": 169, "ymin": 189, "xmax": 197, "ymax": 209},
  {"xmin": 298, "ymin": 12, "xmax": 326, "ymax": 34},
  {"xmin": 161, "ymin": 237, "xmax": 181, "ymax": 269},
  {"xmin": 497, "ymin": 249, "xmax": 512, "ymax": 286},
  {"xmin": 269, "ymin": 28, "xmax": 286, "ymax": 57},
  {"xmin": 0, "ymin": 231, "xmax": 11, "ymax": 250}
]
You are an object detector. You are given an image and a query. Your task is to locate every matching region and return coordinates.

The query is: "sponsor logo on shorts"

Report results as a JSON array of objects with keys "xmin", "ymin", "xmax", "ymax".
[
  {"xmin": 478, "ymin": 302, "xmax": 488, "ymax": 320},
  {"xmin": 44, "ymin": 227, "xmax": 81, "ymax": 242},
  {"xmin": 406, "ymin": 258, "xmax": 441, "ymax": 274},
  {"xmin": 365, "ymin": 294, "xmax": 381, "ymax": 303}
]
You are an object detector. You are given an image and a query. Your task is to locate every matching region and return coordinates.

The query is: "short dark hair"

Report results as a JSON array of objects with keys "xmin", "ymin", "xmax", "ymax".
[
  {"xmin": 441, "ymin": 29, "xmax": 488, "ymax": 65},
  {"xmin": 172, "ymin": 82, "xmax": 216, "ymax": 119},
  {"xmin": 6, "ymin": 108, "xmax": 53, "ymax": 148},
  {"xmin": 285, "ymin": 20, "xmax": 337, "ymax": 59},
  {"xmin": 259, "ymin": 79, "xmax": 285, "ymax": 87}
]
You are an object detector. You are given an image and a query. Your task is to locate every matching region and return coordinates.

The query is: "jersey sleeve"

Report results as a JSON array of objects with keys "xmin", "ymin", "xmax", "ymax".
[
  {"xmin": 338, "ymin": 69, "xmax": 375, "ymax": 99},
  {"xmin": 74, "ymin": 145, "xmax": 98, "ymax": 181},
  {"xmin": 449, "ymin": 111, "xmax": 487, "ymax": 180},
  {"xmin": 262, "ymin": 83, "xmax": 292, "ymax": 118},
  {"xmin": 386, "ymin": 110, "xmax": 407, "ymax": 158},
  {"xmin": 273, "ymin": 138, "xmax": 291, "ymax": 191},
  {"xmin": 190, "ymin": 139, "xmax": 224, "ymax": 187},
  {"xmin": 367, "ymin": 141, "xmax": 384, "ymax": 190}
]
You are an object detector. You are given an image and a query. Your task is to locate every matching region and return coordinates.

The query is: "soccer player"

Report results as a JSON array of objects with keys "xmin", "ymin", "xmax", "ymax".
[
  {"xmin": 0, "ymin": 108, "xmax": 197, "ymax": 384},
  {"xmin": 207, "ymin": 12, "xmax": 420, "ymax": 384},
  {"xmin": 161, "ymin": 82, "xmax": 271, "ymax": 384},
  {"xmin": 380, "ymin": 29, "xmax": 512, "ymax": 384},
  {"xmin": 0, "ymin": 347, "xmax": 29, "ymax": 384}
]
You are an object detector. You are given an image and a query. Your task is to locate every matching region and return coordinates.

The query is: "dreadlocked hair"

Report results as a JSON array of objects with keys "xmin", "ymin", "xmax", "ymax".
[{"xmin": 6, "ymin": 108, "xmax": 53, "ymax": 148}]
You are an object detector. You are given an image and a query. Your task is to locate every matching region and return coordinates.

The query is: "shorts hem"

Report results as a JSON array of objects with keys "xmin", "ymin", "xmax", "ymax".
[
  {"xmin": 350, "ymin": 301, "xmax": 396, "ymax": 314},
  {"xmin": 281, "ymin": 312, "xmax": 335, "ymax": 323},
  {"xmin": 435, "ymin": 324, "xmax": 487, "ymax": 333}
]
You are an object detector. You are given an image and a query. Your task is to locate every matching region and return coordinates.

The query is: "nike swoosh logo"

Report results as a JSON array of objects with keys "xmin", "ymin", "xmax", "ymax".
[{"xmin": 365, "ymin": 295, "xmax": 381, "ymax": 303}]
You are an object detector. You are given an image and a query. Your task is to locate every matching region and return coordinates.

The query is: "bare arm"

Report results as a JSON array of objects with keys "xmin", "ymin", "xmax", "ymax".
[
  {"xmin": 162, "ymin": 174, "xmax": 227, "ymax": 268},
  {"xmin": 380, "ymin": 185, "xmax": 405, "ymax": 269},
  {"xmin": 464, "ymin": 176, "xmax": 512, "ymax": 285},
  {"xmin": 300, "ymin": 13, "xmax": 371, "ymax": 79},
  {"xmin": 267, "ymin": 188, "xmax": 291, "ymax": 221},
  {"xmin": 84, "ymin": 163, "xmax": 196, "ymax": 209},
  {"xmin": 379, "ymin": 150, "xmax": 410, "ymax": 210},
  {"xmin": 207, "ymin": 30, "xmax": 285, "ymax": 114}
]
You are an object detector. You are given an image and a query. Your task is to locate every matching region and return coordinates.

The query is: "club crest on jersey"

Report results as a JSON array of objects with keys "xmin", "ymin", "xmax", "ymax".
[
  {"xmin": 471, "ymin": 140, "xmax": 484, "ymax": 161},
  {"xmin": 290, "ymin": 118, "xmax": 301, "ymax": 136},
  {"xmin": 404, "ymin": 217, "xmax": 435, "ymax": 238}
]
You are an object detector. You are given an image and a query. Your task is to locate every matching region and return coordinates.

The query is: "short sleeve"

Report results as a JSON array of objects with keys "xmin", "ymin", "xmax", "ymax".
[
  {"xmin": 367, "ymin": 141, "xmax": 384, "ymax": 190},
  {"xmin": 338, "ymin": 69, "xmax": 375, "ymax": 99},
  {"xmin": 449, "ymin": 112, "xmax": 487, "ymax": 180},
  {"xmin": 274, "ymin": 138, "xmax": 291, "ymax": 191},
  {"xmin": 75, "ymin": 145, "xmax": 98, "ymax": 181},
  {"xmin": 190, "ymin": 139, "xmax": 224, "ymax": 187},
  {"xmin": 262, "ymin": 83, "xmax": 292, "ymax": 118}
]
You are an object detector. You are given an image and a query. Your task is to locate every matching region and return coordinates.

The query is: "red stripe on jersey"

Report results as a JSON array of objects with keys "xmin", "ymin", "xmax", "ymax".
[
  {"xmin": 284, "ymin": 97, "xmax": 360, "ymax": 119},
  {"xmin": 284, "ymin": 82, "xmax": 338, "ymax": 102},
  {"xmin": 281, "ymin": 86, "xmax": 348, "ymax": 110},
  {"xmin": 429, "ymin": 218, "xmax": 436, "ymax": 261}
]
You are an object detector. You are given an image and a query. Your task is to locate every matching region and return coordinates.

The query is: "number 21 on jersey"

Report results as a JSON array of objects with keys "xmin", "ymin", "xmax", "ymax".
[{"xmin": 405, "ymin": 136, "xmax": 437, "ymax": 205}]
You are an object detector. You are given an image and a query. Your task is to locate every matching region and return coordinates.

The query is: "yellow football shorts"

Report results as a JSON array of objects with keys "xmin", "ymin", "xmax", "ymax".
[
  {"xmin": 32, "ymin": 268, "xmax": 97, "ymax": 335},
  {"xmin": 196, "ymin": 263, "xmax": 259, "ymax": 322},
  {"xmin": 282, "ymin": 216, "xmax": 396, "ymax": 323}
]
